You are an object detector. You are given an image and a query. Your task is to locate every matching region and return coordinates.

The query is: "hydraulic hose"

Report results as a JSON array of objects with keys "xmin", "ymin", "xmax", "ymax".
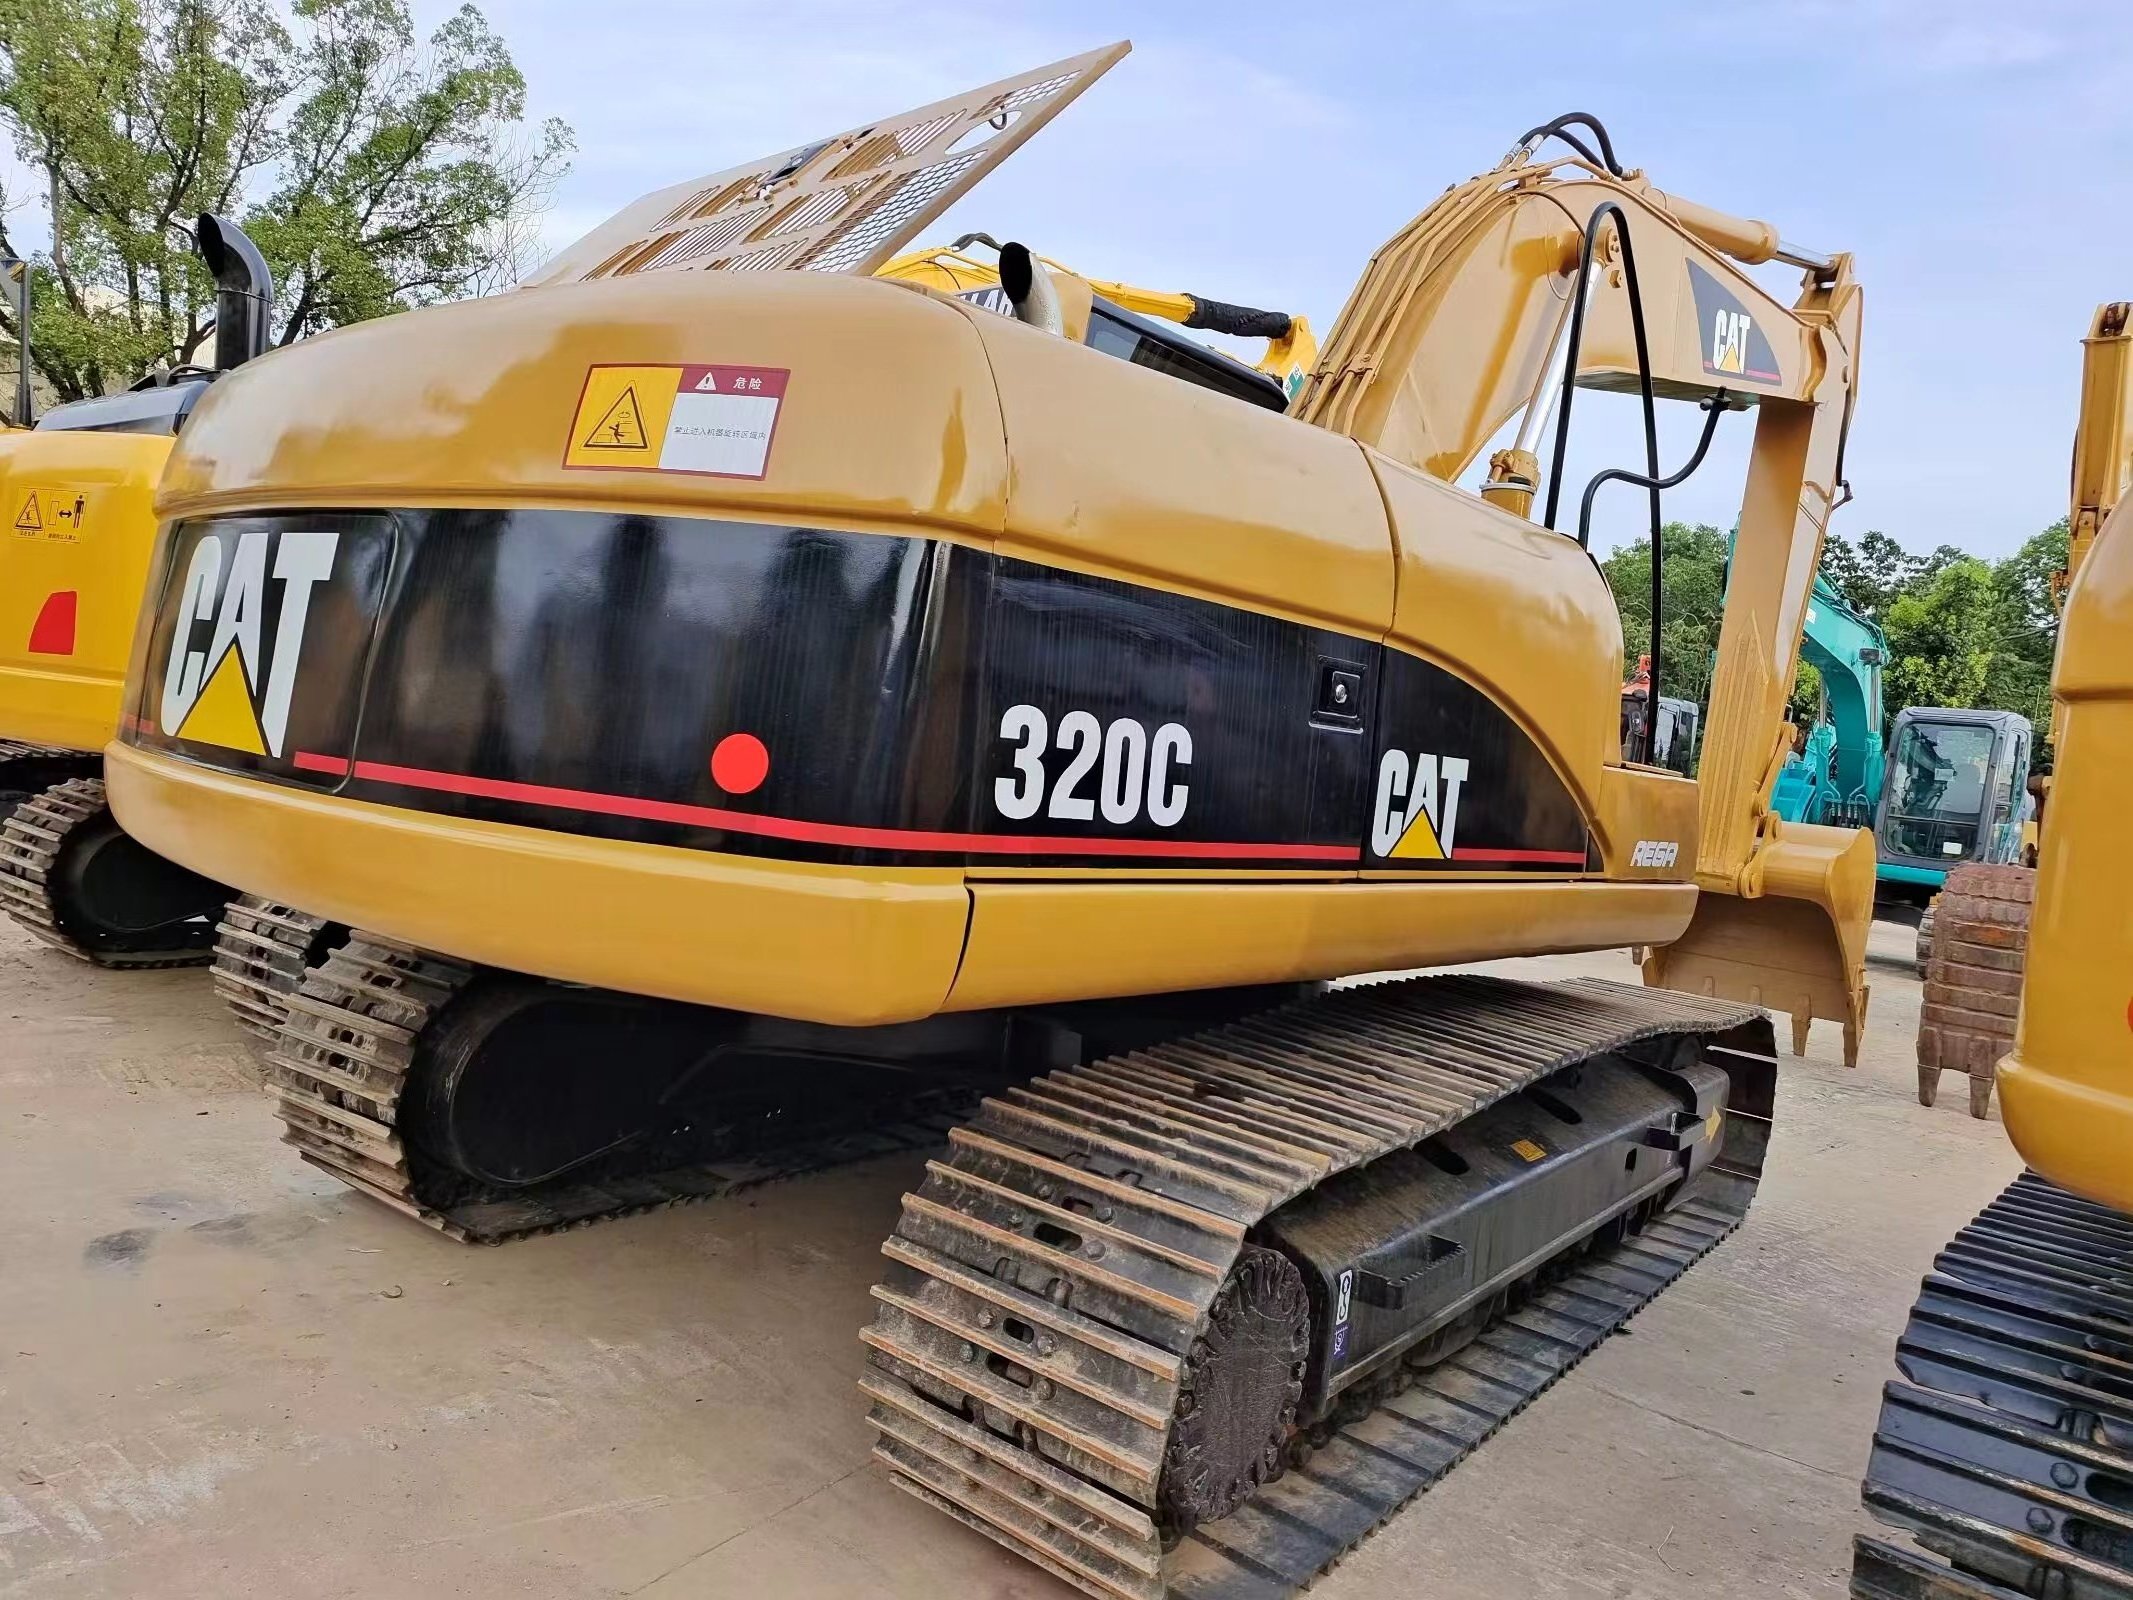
[
  {"xmin": 1540, "ymin": 200, "xmax": 1716, "ymax": 762},
  {"xmin": 1515, "ymin": 112, "xmax": 1624, "ymax": 176}
]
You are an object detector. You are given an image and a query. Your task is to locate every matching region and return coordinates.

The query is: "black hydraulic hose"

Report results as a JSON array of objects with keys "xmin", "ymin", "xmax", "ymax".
[
  {"xmin": 1576, "ymin": 396, "xmax": 1727, "ymax": 546},
  {"xmin": 1182, "ymin": 295, "xmax": 1294, "ymax": 341},
  {"xmin": 1542, "ymin": 202, "xmax": 1660, "ymax": 548},
  {"xmin": 1515, "ymin": 112, "xmax": 1623, "ymax": 176},
  {"xmin": 1538, "ymin": 200, "xmax": 1689, "ymax": 763},
  {"xmin": 1581, "ymin": 396, "xmax": 1730, "ymax": 756}
]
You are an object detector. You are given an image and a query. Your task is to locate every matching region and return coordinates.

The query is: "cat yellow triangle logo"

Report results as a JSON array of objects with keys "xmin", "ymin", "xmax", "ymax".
[
  {"xmin": 580, "ymin": 385, "xmax": 649, "ymax": 450},
  {"xmin": 1387, "ymin": 806, "xmax": 1446, "ymax": 860},
  {"xmin": 174, "ymin": 644, "xmax": 266, "ymax": 754}
]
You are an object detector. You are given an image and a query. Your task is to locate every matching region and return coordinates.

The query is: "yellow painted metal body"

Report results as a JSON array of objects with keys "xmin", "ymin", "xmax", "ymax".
[
  {"xmin": 110, "ymin": 268, "xmax": 1706, "ymax": 1025},
  {"xmin": 2000, "ymin": 489, "xmax": 2133, "ymax": 1209},
  {"xmin": 0, "ymin": 428, "xmax": 175, "ymax": 752},
  {"xmin": 1291, "ymin": 155, "xmax": 1871, "ymax": 1061},
  {"xmin": 1995, "ymin": 308, "xmax": 2133, "ymax": 1207}
]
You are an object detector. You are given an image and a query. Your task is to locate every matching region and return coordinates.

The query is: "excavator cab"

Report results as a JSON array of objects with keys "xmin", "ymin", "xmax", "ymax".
[{"xmin": 1873, "ymin": 706, "xmax": 2033, "ymax": 886}]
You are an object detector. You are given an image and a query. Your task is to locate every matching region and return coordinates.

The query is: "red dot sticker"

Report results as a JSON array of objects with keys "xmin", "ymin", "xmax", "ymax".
[{"xmin": 710, "ymin": 732, "xmax": 769, "ymax": 795}]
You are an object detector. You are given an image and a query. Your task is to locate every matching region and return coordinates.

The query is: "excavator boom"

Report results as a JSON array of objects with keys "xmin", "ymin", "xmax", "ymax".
[{"xmin": 1292, "ymin": 136, "xmax": 1873, "ymax": 1062}]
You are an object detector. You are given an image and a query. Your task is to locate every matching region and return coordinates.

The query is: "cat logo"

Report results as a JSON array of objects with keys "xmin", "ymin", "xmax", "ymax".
[
  {"xmin": 1710, "ymin": 307, "xmax": 1753, "ymax": 376},
  {"xmin": 1686, "ymin": 261, "xmax": 1781, "ymax": 386},
  {"xmin": 1370, "ymin": 750, "xmax": 1470, "ymax": 859},
  {"xmin": 157, "ymin": 528, "xmax": 339, "ymax": 757}
]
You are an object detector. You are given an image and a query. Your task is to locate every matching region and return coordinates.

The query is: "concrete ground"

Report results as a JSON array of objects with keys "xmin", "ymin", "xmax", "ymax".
[{"xmin": 0, "ymin": 917, "xmax": 2018, "ymax": 1599}]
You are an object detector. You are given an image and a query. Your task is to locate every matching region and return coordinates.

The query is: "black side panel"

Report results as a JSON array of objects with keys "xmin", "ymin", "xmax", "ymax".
[
  {"xmin": 354, "ymin": 510, "xmax": 984, "ymax": 863},
  {"xmin": 968, "ymin": 557, "xmax": 1372, "ymax": 863},
  {"xmin": 126, "ymin": 508, "xmax": 1597, "ymax": 874},
  {"xmin": 1365, "ymin": 650, "xmax": 1592, "ymax": 870}
]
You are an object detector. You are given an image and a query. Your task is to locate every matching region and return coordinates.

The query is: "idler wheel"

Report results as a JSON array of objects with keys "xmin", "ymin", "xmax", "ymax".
[{"xmin": 1158, "ymin": 1243, "xmax": 1310, "ymax": 1537}]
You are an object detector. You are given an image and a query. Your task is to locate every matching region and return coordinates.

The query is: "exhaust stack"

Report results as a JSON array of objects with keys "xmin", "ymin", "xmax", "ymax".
[
  {"xmin": 195, "ymin": 214, "xmax": 275, "ymax": 371},
  {"xmin": 998, "ymin": 242, "xmax": 1065, "ymax": 336}
]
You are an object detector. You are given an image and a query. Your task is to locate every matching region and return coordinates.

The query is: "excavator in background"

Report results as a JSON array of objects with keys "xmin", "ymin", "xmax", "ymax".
[
  {"xmin": 1772, "ymin": 566, "xmax": 1886, "ymax": 830},
  {"xmin": 1853, "ymin": 306, "xmax": 2133, "ymax": 1599},
  {"xmin": 879, "ymin": 239, "xmax": 1318, "ymax": 400},
  {"xmin": 103, "ymin": 46, "xmax": 1869, "ymax": 1596},
  {"xmin": 1913, "ymin": 304, "xmax": 2131, "ymax": 1119},
  {"xmin": 0, "ymin": 220, "xmax": 350, "ymax": 986},
  {"xmin": 1769, "ymin": 561, "xmax": 2034, "ymax": 975}
]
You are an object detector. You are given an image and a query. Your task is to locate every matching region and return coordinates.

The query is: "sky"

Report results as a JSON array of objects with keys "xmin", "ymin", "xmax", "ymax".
[
  {"xmin": 16, "ymin": 0, "xmax": 2133, "ymax": 558},
  {"xmin": 470, "ymin": 0, "xmax": 2132, "ymax": 559}
]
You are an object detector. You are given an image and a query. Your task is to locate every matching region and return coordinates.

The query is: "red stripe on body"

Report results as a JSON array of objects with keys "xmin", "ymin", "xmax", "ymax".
[{"xmin": 293, "ymin": 751, "xmax": 1362, "ymax": 861}]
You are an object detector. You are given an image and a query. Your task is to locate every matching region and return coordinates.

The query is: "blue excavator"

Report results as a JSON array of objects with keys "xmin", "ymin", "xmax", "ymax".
[{"xmin": 1759, "ymin": 562, "xmax": 2034, "ymax": 952}]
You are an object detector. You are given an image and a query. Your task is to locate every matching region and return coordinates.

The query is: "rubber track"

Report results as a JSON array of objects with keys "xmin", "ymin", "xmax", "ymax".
[
  {"xmin": 267, "ymin": 931, "xmax": 979, "ymax": 1243},
  {"xmin": 0, "ymin": 776, "xmax": 212, "ymax": 969},
  {"xmin": 1854, "ymin": 1170, "xmax": 2133, "ymax": 1598},
  {"xmin": 213, "ymin": 894, "xmax": 338, "ymax": 1043},
  {"xmin": 861, "ymin": 974, "xmax": 1770, "ymax": 1600}
]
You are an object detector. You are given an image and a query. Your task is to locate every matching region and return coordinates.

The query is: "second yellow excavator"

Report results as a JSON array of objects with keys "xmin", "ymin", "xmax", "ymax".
[
  {"xmin": 106, "ymin": 47, "xmax": 1870, "ymax": 1596},
  {"xmin": 1853, "ymin": 311, "xmax": 2133, "ymax": 1599},
  {"xmin": 0, "ymin": 220, "xmax": 346, "ymax": 981}
]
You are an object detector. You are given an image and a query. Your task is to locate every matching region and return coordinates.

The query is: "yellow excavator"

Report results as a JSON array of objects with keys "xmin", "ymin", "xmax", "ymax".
[
  {"xmin": 105, "ymin": 46, "xmax": 1871, "ymax": 1596},
  {"xmin": 1853, "ymin": 315, "xmax": 2133, "ymax": 1597},
  {"xmin": 1913, "ymin": 302, "xmax": 2133, "ymax": 1117},
  {"xmin": 879, "ymin": 238, "xmax": 1319, "ymax": 399},
  {"xmin": 0, "ymin": 220, "xmax": 350, "ymax": 983}
]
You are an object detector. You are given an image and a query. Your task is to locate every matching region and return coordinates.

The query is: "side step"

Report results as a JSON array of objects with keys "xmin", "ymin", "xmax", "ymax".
[
  {"xmin": 1854, "ymin": 1171, "xmax": 2133, "ymax": 1598},
  {"xmin": 863, "ymin": 974, "xmax": 1774, "ymax": 1599}
]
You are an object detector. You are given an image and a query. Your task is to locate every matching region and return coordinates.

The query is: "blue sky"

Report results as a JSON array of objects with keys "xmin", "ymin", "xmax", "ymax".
[{"xmin": 457, "ymin": 0, "xmax": 2126, "ymax": 559}]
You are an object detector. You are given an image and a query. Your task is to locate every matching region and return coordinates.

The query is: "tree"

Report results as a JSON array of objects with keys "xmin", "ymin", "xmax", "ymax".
[
  {"xmin": 1821, "ymin": 528, "xmax": 1922, "ymax": 621},
  {"xmin": 1603, "ymin": 520, "xmax": 2069, "ymax": 754},
  {"xmin": 1600, "ymin": 521, "xmax": 1730, "ymax": 704},
  {"xmin": 0, "ymin": 0, "xmax": 571, "ymax": 409},
  {"xmin": 1878, "ymin": 525, "xmax": 2065, "ymax": 736}
]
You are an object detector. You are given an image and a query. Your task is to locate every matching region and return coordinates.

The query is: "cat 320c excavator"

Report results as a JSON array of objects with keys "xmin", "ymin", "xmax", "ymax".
[
  {"xmin": 1853, "ymin": 314, "xmax": 2133, "ymax": 1598},
  {"xmin": 106, "ymin": 45, "xmax": 1871, "ymax": 1596}
]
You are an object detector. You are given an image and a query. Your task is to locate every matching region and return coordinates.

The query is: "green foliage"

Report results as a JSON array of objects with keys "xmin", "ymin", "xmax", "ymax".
[
  {"xmin": 0, "ymin": 0, "xmax": 571, "ymax": 408},
  {"xmin": 1603, "ymin": 519, "xmax": 2070, "ymax": 758},
  {"xmin": 1600, "ymin": 521, "xmax": 1731, "ymax": 705}
]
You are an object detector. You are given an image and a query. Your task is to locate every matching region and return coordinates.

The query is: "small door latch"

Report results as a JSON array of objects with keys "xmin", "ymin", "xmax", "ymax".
[{"xmin": 1314, "ymin": 661, "xmax": 1365, "ymax": 728}]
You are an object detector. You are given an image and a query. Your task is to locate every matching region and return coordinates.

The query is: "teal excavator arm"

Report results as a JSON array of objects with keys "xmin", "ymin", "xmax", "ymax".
[{"xmin": 1777, "ymin": 569, "xmax": 1888, "ymax": 826}]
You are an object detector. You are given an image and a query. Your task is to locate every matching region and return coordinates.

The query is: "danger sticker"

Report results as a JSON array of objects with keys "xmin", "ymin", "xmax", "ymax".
[
  {"xmin": 563, "ymin": 364, "xmax": 789, "ymax": 480},
  {"xmin": 12, "ymin": 488, "xmax": 88, "ymax": 540}
]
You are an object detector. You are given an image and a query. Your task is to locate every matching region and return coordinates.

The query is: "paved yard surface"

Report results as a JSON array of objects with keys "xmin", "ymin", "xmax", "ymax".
[{"xmin": 0, "ymin": 917, "xmax": 2016, "ymax": 1598}]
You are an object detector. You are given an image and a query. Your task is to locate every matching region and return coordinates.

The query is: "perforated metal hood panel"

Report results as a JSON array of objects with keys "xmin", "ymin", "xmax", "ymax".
[{"xmin": 525, "ymin": 42, "xmax": 1129, "ymax": 286}]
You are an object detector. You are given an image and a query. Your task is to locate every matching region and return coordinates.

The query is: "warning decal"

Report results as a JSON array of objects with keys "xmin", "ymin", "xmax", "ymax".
[
  {"xmin": 563, "ymin": 364, "xmax": 788, "ymax": 480},
  {"xmin": 581, "ymin": 386, "xmax": 649, "ymax": 450},
  {"xmin": 11, "ymin": 489, "xmax": 88, "ymax": 540}
]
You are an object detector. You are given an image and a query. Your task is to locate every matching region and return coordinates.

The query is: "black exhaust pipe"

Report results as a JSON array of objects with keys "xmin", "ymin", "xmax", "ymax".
[{"xmin": 194, "ymin": 213, "xmax": 274, "ymax": 371}]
